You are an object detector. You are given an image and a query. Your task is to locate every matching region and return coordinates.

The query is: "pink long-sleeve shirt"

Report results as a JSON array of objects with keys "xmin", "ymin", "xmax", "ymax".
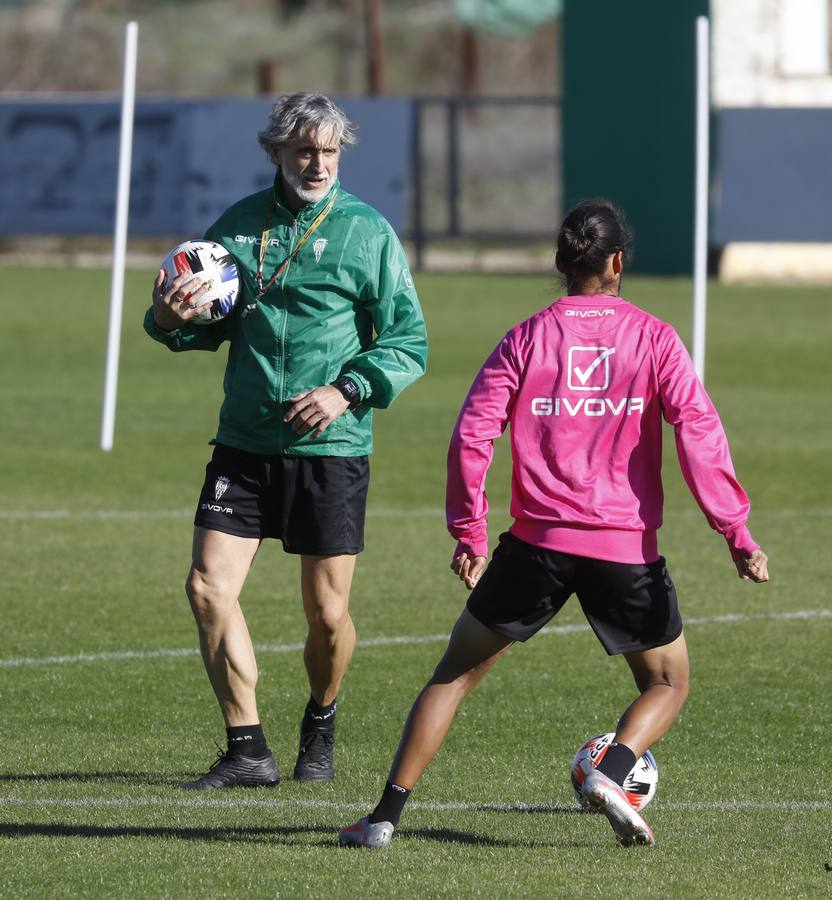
[{"xmin": 447, "ymin": 295, "xmax": 759, "ymax": 564}]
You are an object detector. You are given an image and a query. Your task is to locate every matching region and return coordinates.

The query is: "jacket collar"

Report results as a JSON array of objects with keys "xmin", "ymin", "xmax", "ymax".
[
  {"xmin": 558, "ymin": 294, "xmax": 625, "ymax": 305},
  {"xmin": 272, "ymin": 170, "xmax": 340, "ymax": 222}
]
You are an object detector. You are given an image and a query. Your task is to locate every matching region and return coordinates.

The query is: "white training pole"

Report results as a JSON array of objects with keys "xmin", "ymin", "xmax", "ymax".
[
  {"xmin": 692, "ymin": 15, "xmax": 710, "ymax": 383},
  {"xmin": 101, "ymin": 21, "xmax": 138, "ymax": 452}
]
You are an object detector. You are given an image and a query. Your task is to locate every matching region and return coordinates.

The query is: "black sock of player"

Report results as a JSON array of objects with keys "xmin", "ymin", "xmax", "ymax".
[
  {"xmin": 226, "ymin": 724, "xmax": 268, "ymax": 758},
  {"xmin": 304, "ymin": 696, "xmax": 337, "ymax": 729},
  {"xmin": 368, "ymin": 781, "xmax": 411, "ymax": 827},
  {"xmin": 596, "ymin": 742, "xmax": 637, "ymax": 786}
]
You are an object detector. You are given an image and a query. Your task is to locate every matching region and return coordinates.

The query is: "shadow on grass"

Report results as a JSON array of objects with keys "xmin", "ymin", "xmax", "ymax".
[
  {"xmin": 402, "ymin": 826, "xmax": 537, "ymax": 847},
  {"xmin": 398, "ymin": 826, "xmax": 597, "ymax": 850},
  {"xmin": 0, "ymin": 772, "xmax": 183, "ymax": 786},
  {"xmin": 0, "ymin": 822, "xmax": 596, "ymax": 850},
  {"xmin": 394, "ymin": 808, "xmax": 597, "ymax": 849},
  {"xmin": 0, "ymin": 822, "xmax": 332, "ymax": 844}
]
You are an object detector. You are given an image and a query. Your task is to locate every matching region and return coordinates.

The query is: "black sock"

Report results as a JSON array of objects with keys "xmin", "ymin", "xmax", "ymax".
[
  {"xmin": 369, "ymin": 781, "xmax": 411, "ymax": 827},
  {"xmin": 226, "ymin": 723, "xmax": 268, "ymax": 758},
  {"xmin": 304, "ymin": 696, "xmax": 337, "ymax": 730},
  {"xmin": 596, "ymin": 742, "xmax": 637, "ymax": 786}
]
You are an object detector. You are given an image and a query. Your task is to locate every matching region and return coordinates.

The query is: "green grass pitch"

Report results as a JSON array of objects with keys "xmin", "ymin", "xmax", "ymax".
[{"xmin": 0, "ymin": 265, "xmax": 830, "ymax": 897}]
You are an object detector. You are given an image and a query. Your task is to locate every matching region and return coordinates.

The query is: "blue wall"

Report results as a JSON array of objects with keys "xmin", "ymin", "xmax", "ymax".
[
  {"xmin": 715, "ymin": 108, "xmax": 832, "ymax": 243},
  {"xmin": 5, "ymin": 98, "xmax": 830, "ymax": 249},
  {"xmin": 0, "ymin": 97, "xmax": 411, "ymax": 236}
]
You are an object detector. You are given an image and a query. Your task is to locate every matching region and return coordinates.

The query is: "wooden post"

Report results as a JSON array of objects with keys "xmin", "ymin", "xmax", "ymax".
[
  {"xmin": 257, "ymin": 58, "xmax": 280, "ymax": 95},
  {"xmin": 365, "ymin": 0, "xmax": 384, "ymax": 95},
  {"xmin": 461, "ymin": 26, "xmax": 479, "ymax": 96}
]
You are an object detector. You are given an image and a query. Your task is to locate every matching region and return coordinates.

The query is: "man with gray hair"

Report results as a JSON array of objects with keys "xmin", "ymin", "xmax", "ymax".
[{"xmin": 145, "ymin": 92, "xmax": 427, "ymax": 788}]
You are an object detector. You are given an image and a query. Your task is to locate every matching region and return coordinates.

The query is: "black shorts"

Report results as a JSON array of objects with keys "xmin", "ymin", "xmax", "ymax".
[
  {"xmin": 466, "ymin": 532, "xmax": 683, "ymax": 655},
  {"xmin": 193, "ymin": 443, "xmax": 369, "ymax": 555}
]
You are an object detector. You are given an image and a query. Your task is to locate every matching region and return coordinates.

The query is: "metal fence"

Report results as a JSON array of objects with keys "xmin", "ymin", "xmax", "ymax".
[
  {"xmin": 0, "ymin": 94, "xmax": 561, "ymax": 269},
  {"xmin": 408, "ymin": 95, "xmax": 561, "ymax": 268}
]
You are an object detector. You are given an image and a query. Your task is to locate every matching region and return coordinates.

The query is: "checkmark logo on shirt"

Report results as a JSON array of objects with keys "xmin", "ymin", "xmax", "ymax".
[{"xmin": 568, "ymin": 346, "xmax": 616, "ymax": 391}]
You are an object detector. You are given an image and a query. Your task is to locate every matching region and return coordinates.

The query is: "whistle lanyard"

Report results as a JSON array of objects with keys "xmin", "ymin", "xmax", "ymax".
[{"xmin": 255, "ymin": 190, "xmax": 337, "ymax": 301}]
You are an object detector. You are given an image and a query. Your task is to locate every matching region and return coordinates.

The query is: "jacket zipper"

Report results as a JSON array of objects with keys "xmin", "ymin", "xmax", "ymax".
[{"xmin": 275, "ymin": 217, "xmax": 299, "ymax": 453}]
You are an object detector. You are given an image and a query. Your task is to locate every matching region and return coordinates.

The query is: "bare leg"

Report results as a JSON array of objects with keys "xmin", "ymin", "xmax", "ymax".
[
  {"xmin": 615, "ymin": 633, "xmax": 690, "ymax": 757},
  {"xmin": 186, "ymin": 527, "xmax": 261, "ymax": 726},
  {"xmin": 389, "ymin": 609, "xmax": 514, "ymax": 790},
  {"xmin": 338, "ymin": 614, "xmax": 510, "ymax": 850},
  {"xmin": 301, "ymin": 554, "xmax": 357, "ymax": 706}
]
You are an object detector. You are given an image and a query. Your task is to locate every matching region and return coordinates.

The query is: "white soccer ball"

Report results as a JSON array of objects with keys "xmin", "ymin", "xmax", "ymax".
[
  {"xmin": 570, "ymin": 732, "xmax": 658, "ymax": 812},
  {"xmin": 160, "ymin": 239, "xmax": 240, "ymax": 325}
]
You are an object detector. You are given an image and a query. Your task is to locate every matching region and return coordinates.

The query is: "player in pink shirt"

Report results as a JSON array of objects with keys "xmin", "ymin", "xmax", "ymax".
[{"xmin": 339, "ymin": 199, "xmax": 769, "ymax": 849}]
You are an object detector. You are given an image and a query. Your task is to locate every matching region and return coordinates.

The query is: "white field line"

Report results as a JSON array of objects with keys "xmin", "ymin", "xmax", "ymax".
[
  {"xmin": 0, "ymin": 796, "xmax": 828, "ymax": 814},
  {"xmin": 0, "ymin": 509, "xmax": 195, "ymax": 521},
  {"xmin": 1, "ymin": 609, "xmax": 829, "ymax": 670},
  {"xmin": 1, "ymin": 507, "xmax": 832, "ymax": 521}
]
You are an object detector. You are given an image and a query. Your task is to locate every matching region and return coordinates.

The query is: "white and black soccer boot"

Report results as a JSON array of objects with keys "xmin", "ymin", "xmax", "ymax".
[
  {"xmin": 581, "ymin": 769, "xmax": 655, "ymax": 846},
  {"xmin": 338, "ymin": 817, "xmax": 395, "ymax": 848}
]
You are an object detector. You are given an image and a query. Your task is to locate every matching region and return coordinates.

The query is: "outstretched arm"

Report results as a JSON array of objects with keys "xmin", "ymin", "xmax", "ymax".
[
  {"xmin": 447, "ymin": 332, "xmax": 521, "ymax": 585},
  {"xmin": 657, "ymin": 326, "xmax": 767, "ymax": 580}
]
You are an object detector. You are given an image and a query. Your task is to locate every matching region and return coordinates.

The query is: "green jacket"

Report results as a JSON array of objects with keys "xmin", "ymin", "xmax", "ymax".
[{"xmin": 144, "ymin": 178, "xmax": 428, "ymax": 456}]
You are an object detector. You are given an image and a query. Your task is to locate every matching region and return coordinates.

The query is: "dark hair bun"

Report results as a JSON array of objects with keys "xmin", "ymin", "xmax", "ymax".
[
  {"xmin": 557, "ymin": 199, "xmax": 632, "ymax": 287},
  {"xmin": 562, "ymin": 224, "xmax": 595, "ymax": 263}
]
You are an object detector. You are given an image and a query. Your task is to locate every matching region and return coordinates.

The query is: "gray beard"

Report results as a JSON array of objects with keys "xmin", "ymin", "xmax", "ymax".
[{"xmin": 282, "ymin": 168, "xmax": 334, "ymax": 205}]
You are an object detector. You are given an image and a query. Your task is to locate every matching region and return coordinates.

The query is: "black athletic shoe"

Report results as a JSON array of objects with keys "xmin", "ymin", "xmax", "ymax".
[
  {"xmin": 293, "ymin": 719, "xmax": 335, "ymax": 781},
  {"xmin": 180, "ymin": 749, "xmax": 281, "ymax": 790}
]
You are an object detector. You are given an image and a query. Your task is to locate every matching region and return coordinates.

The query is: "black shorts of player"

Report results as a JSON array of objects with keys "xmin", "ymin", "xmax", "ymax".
[
  {"xmin": 193, "ymin": 443, "xmax": 369, "ymax": 555},
  {"xmin": 466, "ymin": 532, "xmax": 683, "ymax": 655}
]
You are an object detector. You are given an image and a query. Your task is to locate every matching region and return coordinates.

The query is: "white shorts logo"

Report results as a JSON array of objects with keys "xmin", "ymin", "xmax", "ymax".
[
  {"xmin": 214, "ymin": 476, "xmax": 231, "ymax": 501},
  {"xmin": 201, "ymin": 503, "xmax": 233, "ymax": 515},
  {"xmin": 568, "ymin": 346, "xmax": 616, "ymax": 391}
]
